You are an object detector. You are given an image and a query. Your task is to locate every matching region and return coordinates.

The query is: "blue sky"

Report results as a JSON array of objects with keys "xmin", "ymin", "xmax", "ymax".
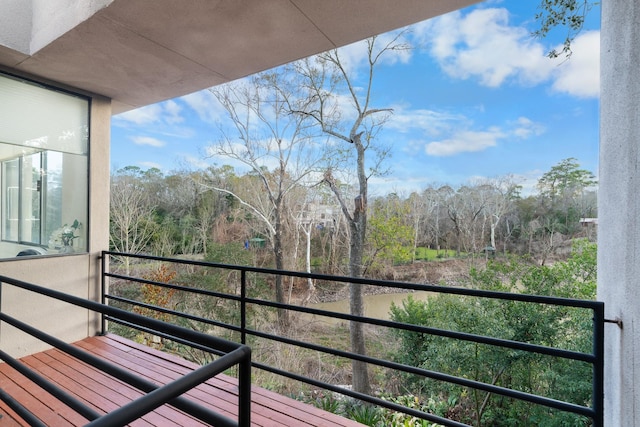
[{"xmin": 111, "ymin": 0, "xmax": 600, "ymax": 196}]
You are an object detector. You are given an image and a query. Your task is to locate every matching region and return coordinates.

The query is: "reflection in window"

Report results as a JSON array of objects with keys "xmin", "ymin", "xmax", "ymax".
[
  {"xmin": 0, "ymin": 72, "xmax": 88, "ymax": 258},
  {"xmin": 3, "ymin": 159, "xmax": 19, "ymax": 242}
]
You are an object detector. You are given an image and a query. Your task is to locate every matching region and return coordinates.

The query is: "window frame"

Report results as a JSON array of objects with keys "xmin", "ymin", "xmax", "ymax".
[{"xmin": 0, "ymin": 71, "xmax": 90, "ymax": 257}]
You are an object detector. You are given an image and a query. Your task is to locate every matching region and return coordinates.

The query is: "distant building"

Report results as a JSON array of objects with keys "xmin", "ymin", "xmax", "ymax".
[
  {"xmin": 298, "ymin": 203, "xmax": 339, "ymax": 229},
  {"xmin": 580, "ymin": 218, "xmax": 598, "ymax": 227}
]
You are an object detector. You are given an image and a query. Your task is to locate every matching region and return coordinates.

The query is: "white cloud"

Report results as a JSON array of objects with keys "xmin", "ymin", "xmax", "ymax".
[
  {"xmin": 115, "ymin": 104, "xmax": 164, "ymax": 125},
  {"xmin": 180, "ymin": 90, "xmax": 226, "ymax": 123},
  {"xmin": 422, "ymin": 116, "xmax": 544, "ymax": 157},
  {"xmin": 163, "ymin": 100, "xmax": 184, "ymax": 124},
  {"xmin": 131, "ymin": 136, "xmax": 165, "ymax": 147},
  {"xmin": 416, "ymin": 8, "xmax": 553, "ymax": 87},
  {"xmin": 425, "ymin": 128, "xmax": 505, "ymax": 156},
  {"xmin": 509, "ymin": 116, "xmax": 546, "ymax": 139},
  {"xmin": 387, "ymin": 107, "xmax": 466, "ymax": 137},
  {"xmin": 114, "ymin": 99, "xmax": 187, "ymax": 126},
  {"xmin": 550, "ymin": 31, "xmax": 600, "ymax": 98},
  {"xmin": 413, "ymin": 7, "xmax": 599, "ymax": 98}
]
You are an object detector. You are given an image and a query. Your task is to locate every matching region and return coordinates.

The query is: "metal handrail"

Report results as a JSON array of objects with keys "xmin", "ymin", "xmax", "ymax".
[
  {"xmin": 0, "ymin": 274, "xmax": 252, "ymax": 427},
  {"xmin": 102, "ymin": 250, "xmax": 604, "ymax": 427}
]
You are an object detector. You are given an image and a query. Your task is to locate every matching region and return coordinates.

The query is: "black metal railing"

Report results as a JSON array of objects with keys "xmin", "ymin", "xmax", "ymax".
[
  {"xmin": 102, "ymin": 250, "xmax": 605, "ymax": 427},
  {"xmin": 0, "ymin": 274, "xmax": 252, "ymax": 427}
]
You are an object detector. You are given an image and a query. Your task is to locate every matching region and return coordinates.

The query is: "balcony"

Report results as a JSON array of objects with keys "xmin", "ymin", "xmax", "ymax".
[
  {"xmin": 0, "ymin": 251, "xmax": 604, "ymax": 426},
  {"xmin": 0, "ymin": 333, "xmax": 362, "ymax": 426},
  {"xmin": 0, "ymin": 274, "xmax": 362, "ymax": 427}
]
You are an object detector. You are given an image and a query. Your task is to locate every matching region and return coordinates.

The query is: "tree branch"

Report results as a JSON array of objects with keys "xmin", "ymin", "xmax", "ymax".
[
  {"xmin": 322, "ymin": 170, "xmax": 354, "ymax": 223},
  {"xmin": 200, "ymin": 183, "xmax": 276, "ymax": 236}
]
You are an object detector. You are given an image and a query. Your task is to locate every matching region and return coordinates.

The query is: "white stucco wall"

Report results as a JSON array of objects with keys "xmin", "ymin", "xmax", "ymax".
[
  {"xmin": 30, "ymin": 0, "xmax": 113, "ymax": 53},
  {"xmin": 598, "ymin": 0, "xmax": 640, "ymax": 425},
  {"xmin": 0, "ymin": 0, "xmax": 113, "ymax": 54},
  {"xmin": 0, "ymin": 0, "xmax": 32, "ymax": 53}
]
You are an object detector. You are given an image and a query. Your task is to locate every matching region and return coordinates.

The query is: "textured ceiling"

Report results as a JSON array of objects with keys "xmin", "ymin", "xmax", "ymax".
[{"xmin": 0, "ymin": 0, "xmax": 479, "ymax": 114}]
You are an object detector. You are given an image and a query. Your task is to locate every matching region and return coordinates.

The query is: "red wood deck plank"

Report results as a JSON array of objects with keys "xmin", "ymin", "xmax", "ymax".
[
  {"xmin": 0, "ymin": 397, "xmax": 28, "ymax": 427},
  {"xmin": 0, "ymin": 334, "xmax": 365, "ymax": 427},
  {"xmin": 73, "ymin": 339, "xmax": 242, "ymax": 419},
  {"xmin": 24, "ymin": 352, "xmax": 160, "ymax": 427},
  {"xmin": 97, "ymin": 335, "xmax": 364, "ymax": 427},
  {"xmin": 37, "ymin": 349, "xmax": 206, "ymax": 427},
  {"xmin": 0, "ymin": 368, "xmax": 80, "ymax": 426},
  {"xmin": 74, "ymin": 338, "xmax": 297, "ymax": 426},
  {"xmin": 94, "ymin": 335, "xmax": 363, "ymax": 426},
  {"xmin": 81, "ymin": 336, "xmax": 361, "ymax": 426}
]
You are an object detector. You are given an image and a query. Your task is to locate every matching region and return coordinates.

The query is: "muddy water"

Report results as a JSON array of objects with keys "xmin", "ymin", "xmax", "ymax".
[{"xmin": 306, "ymin": 291, "xmax": 433, "ymax": 325}]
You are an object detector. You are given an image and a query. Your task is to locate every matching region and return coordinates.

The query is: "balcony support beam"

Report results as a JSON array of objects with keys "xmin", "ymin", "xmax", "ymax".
[{"xmin": 599, "ymin": 0, "xmax": 640, "ymax": 425}]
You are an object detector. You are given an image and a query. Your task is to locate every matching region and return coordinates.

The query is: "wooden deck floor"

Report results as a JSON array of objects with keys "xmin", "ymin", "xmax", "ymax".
[{"xmin": 0, "ymin": 334, "xmax": 364, "ymax": 426}]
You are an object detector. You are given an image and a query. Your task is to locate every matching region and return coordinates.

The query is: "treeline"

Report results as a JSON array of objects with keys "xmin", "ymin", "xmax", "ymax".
[
  {"xmin": 108, "ymin": 158, "xmax": 598, "ymax": 426},
  {"xmin": 109, "ymin": 157, "xmax": 596, "ymax": 273}
]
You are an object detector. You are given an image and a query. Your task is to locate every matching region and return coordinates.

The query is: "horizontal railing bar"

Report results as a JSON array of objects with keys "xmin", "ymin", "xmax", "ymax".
[
  {"xmin": 105, "ymin": 316, "xmax": 227, "ymax": 358},
  {"xmin": 0, "ymin": 311, "xmax": 238, "ymax": 427},
  {"xmin": 0, "ymin": 387, "xmax": 48, "ymax": 427},
  {"xmin": 244, "ymin": 326, "xmax": 595, "ymax": 418},
  {"xmin": 103, "ymin": 251, "xmax": 603, "ymax": 309},
  {"xmin": 107, "ymin": 269, "xmax": 596, "ymax": 363},
  {"xmin": 252, "ymin": 360, "xmax": 471, "ymax": 427},
  {"xmin": 242, "ymin": 296, "xmax": 597, "ymax": 363},
  {"xmin": 0, "ymin": 347, "xmax": 101, "ymax": 421},
  {"xmin": 0, "ymin": 275, "xmax": 241, "ymax": 354},
  {"xmin": 104, "ymin": 272, "xmax": 242, "ymax": 303},
  {"xmin": 87, "ymin": 346, "xmax": 250, "ymax": 427},
  {"xmin": 105, "ymin": 294, "xmax": 242, "ymax": 334},
  {"xmin": 110, "ymin": 296, "xmax": 595, "ymax": 411},
  {"xmin": 106, "ymin": 286, "xmax": 596, "ymax": 420},
  {"xmin": 102, "ymin": 251, "xmax": 602, "ymax": 424}
]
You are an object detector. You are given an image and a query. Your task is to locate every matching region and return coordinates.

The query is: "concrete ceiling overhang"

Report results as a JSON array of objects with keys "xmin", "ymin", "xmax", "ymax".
[{"xmin": 0, "ymin": 0, "xmax": 479, "ymax": 114}]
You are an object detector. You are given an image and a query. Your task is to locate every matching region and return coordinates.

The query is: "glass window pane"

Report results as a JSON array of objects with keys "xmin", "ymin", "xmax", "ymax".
[
  {"xmin": 43, "ymin": 151, "xmax": 62, "ymax": 246},
  {"xmin": 22, "ymin": 153, "xmax": 41, "ymax": 245},
  {"xmin": 0, "ymin": 72, "xmax": 88, "ymax": 258},
  {"xmin": 0, "ymin": 75, "xmax": 88, "ymax": 155},
  {"xmin": 2, "ymin": 159, "xmax": 19, "ymax": 242}
]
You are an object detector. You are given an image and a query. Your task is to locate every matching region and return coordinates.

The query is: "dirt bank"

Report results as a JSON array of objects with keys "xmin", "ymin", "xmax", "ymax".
[{"xmin": 312, "ymin": 258, "xmax": 479, "ymax": 303}]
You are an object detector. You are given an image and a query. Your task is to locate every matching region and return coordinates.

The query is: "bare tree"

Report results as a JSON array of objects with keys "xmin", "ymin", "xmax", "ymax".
[
  {"xmin": 109, "ymin": 167, "xmax": 157, "ymax": 274},
  {"xmin": 405, "ymin": 192, "xmax": 426, "ymax": 262},
  {"xmin": 473, "ymin": 177, "xmax": 521, "ymax": 251},
  {"xmin": 445, "ymin": 185, "xmax": 485, "ymax": 255},
  {"xmin": 294, "ymin": 34, "xmax": 408, "ymax": 395},
  {"xmin": 204, "ymin": 69, "xmax": 323, "ymax": 327},
  {"xmin": 292, "ymin": 194, "xmax": 320, "ymax": 305}
]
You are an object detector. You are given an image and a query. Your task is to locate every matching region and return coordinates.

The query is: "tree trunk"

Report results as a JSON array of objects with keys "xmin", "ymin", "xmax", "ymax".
[
  {"xmin": 349, "ymin": 203, "xmax": 370, "ymax": 396},
  {"xmin": 490, "ymin": 223, "xmax": 497, "ymax": 249},
  {"xmin": 302, "ymin": 225, "xmax": 315, "ymax": 305},
  {"xmin": 349, "ymin": 136, "xmax": 370, "ymax": 396},
  {"xmin": 273, "ymin": 208, "xmax": 289, "ymax": 328}
]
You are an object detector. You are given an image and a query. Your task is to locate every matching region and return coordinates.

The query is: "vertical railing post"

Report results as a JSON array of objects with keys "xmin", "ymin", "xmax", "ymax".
[
  {"xmin": 100, "ymin": 251, "xmax": 106, "ymax": 335},
  {"xmin": 237, "ymin": 350, "xmax": 252, "ymax": 427},
  {"xmin": 240, "ymin": 269, "xmax": 246, "ymax": 345},
  {"xmin": 592, "ymin": 302, "xmax": 605, "ymax": 427}
]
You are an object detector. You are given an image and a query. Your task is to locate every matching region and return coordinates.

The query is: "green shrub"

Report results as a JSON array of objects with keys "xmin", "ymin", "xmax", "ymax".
[{"xmin": 389, "ymin": 242, "xmax": 596, "ymax": 426}]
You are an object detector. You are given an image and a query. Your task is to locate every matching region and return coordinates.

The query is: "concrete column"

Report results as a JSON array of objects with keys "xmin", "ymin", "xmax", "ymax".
[{"xmin": 598, "ymin": 0, "xmax": 640, "ymax": 425}]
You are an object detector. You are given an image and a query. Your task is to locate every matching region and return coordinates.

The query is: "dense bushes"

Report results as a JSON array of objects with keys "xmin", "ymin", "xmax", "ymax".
[{"xmin": 388, "ymin": 240, "xmax": 596, "ymax": 426}]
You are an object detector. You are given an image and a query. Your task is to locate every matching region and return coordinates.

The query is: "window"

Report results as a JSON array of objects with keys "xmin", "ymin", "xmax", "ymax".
[{"xmin": 0, "ymin": 72, "xmax": 88, "ymax": 258}]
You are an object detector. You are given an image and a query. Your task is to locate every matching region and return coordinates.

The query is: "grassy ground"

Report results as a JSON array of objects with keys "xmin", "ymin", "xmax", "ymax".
[{"xmin": 414, "ymin": 247, "xmax": 458, "ymax": 261}]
